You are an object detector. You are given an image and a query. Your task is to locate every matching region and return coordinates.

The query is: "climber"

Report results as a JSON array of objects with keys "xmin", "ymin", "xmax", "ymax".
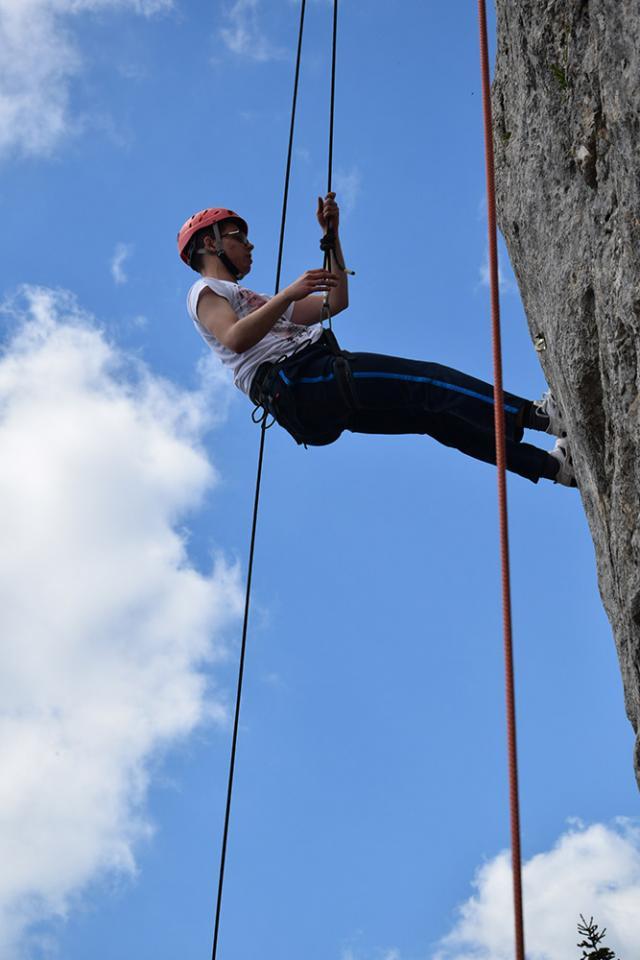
[{"xmin": 177, "ymin": 195, "xmax": 576, "ymax": 486}]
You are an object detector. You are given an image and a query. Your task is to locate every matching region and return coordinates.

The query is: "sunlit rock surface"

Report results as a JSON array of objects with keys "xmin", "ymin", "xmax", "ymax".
[{"xmin": 493, "ymin": 0, "xmax": 640, "ymax": 786}]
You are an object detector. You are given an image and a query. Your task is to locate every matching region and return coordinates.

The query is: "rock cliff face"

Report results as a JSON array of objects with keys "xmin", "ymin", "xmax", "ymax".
[{"xmin": 492, "ymin": 0, "xmax": 640, "ymax": 787}]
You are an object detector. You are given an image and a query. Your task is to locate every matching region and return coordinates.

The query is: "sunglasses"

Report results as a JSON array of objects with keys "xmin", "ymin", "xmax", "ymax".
[{"xmin": 220, "ymin": 229, "xmax": 251, "ymax": 246}]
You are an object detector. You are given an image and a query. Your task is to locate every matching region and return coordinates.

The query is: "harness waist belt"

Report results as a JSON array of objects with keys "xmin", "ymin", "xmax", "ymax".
[
  {"xmin": 249, "ymin": 332, "xmax": 337, "ymax": 405},
  {"xmin": 250, "ymin": 360, "xmax": 276, "ymax": 406}
]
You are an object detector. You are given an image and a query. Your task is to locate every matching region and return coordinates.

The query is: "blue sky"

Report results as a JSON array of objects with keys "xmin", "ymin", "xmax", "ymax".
[{"xmin": 1, "ymin": 2, "xmax": 638, "ymax": 959}]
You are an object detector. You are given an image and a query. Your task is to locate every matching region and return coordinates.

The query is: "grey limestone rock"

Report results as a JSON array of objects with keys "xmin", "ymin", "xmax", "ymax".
[{"xmin": 492, "ymin": 0, "xmax": 640, "ymax": 786}]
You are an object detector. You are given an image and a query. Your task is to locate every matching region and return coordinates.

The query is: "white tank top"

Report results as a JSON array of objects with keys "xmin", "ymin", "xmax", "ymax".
[{"xmin": 187, "ymin": 277, "xmax": 323, "ymax": 396}]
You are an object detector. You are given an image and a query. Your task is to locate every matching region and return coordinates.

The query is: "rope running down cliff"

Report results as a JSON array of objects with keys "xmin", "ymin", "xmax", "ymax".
[{"xmin": 477, "ymin": 3, "xmax": 526, "ymax": 959}]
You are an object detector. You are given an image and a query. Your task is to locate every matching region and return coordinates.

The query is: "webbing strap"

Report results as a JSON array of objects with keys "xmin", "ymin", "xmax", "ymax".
[
  {"xmin": 212, "ymin": 223, "xmax": 242, "ymax": 280},
  {"xmin": 477, "ymin": 3, "xmax": 526, "ymax": 959}
]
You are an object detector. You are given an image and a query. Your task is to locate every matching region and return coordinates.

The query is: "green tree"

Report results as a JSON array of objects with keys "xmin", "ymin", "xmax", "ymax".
[{"xmin": 577, "ymin": 915, "xmax": 618, "ymax": 960}]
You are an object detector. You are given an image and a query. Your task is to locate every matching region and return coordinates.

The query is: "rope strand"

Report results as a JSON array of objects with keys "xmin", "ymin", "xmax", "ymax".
[
  {"xmin": 322, "ymin": 0, "xmax": 339, "ymax": 330},
  {"xmin": 476, "ymin": 4, "xmax": 526, "ymax": 960},
  {"xmin": 275, "ymin": 0, "xmax": 308, "ymax": 295},
  {"xmin": 210, "ymin": 420, "xmax": 266, "ymax": 960},
  {"xmin": 327, "ymin": 0, "xmax": 338, "ymax": 195},
  {"xmin": 209, "ymin": 4, "xmax": 307, "ymax": 958}
]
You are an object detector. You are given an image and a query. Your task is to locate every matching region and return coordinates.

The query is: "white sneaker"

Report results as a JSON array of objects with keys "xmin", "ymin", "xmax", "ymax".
[
  {"xmin": 549, "ymin": 436, "xmax": 577, "ymax": 486},
  {"xmin": 534, "ymin": 390, "xmax": 567, "ymax": 437}
]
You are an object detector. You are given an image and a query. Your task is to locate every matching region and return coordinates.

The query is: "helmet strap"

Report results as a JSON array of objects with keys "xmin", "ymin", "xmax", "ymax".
[
  {"xmin": 192, "ymin": 224, "xmax": 244, "ymax": 280},
  {"xmin": 212, "ymin": 223, "xmax": 242, "ymax": 280}
]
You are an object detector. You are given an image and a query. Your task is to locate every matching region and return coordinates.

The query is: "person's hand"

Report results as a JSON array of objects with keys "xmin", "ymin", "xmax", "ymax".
[
  {"xmin": 283, "ymin": 269, "xmax": 339, "ymax": 301},
  {"xmin": 317, "ymin": 191, "xmax": 340, "ymax": 231}
]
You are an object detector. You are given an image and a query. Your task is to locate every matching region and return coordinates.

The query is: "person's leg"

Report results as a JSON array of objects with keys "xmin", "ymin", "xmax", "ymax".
[
  {"xmin": 345, "ymin": 351, "xmax": 527, "ymax": 440},
  {"xmin": 274, "ymin": 347, "xmax": 558, "ymax": 483},
  {"xmin": 349, "ymin": 406, "xmax": 554, "ymax": 482},
  {"xmin": 524, "ymin": 389, "xmax": 567, "ymax": 437}
]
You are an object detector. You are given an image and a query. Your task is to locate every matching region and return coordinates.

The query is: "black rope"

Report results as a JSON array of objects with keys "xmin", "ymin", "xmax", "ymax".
[
  {"xmin": 327, "ymin": 0, "xmax": 338, "ymax": 196},
  {"xmin": 209, "ymin": 4, "xmax": 307, "ymax": 959},
  {"xmin": 275, "ymin": 0, "xmax": 307, "ymax": 296},
  {"xmin": 322, "ymin": 0, "xmax": 340, "ymax": 331},
  {"xmin": 210, "ymin": 419, "xmax": 266, "ymax": 960}
]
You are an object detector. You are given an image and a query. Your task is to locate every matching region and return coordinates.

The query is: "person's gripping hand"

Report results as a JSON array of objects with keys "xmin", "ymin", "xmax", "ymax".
[
  {"xmin": 282, "ymin": 269, "xmax": 338, "ymax": 302},
  {"xmin": 317, "ymin": 191, "xmax": 340, "ymax": 232}
]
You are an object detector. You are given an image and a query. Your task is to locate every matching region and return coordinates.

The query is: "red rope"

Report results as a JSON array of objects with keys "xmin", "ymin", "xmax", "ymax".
[{"xmin": 476, "ymin": 3, "xmax": 526, "ymax": 959}]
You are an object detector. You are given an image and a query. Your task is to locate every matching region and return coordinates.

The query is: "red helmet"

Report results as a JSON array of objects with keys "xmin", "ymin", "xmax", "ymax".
[{"xmin": 177, "ymin": 207, "xmax": 249, "ymax": 265}]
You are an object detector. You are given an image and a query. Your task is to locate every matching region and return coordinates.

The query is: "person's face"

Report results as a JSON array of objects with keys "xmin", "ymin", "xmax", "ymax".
[{"xmin": 218, "ymin": 220, "xmax": 254, "ymax": 276}]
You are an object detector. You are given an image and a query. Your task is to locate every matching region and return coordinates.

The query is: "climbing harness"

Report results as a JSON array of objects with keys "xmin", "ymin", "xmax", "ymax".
[
  {"xmin": 316, "ymin": 326, "xmax": 361, "ymax": 422},
  {"xmin": 209, "ymin": 3, "xmax": 527, "ymax": 960},
  {"xmin": 477, "ymin": 1, "xmax": 526, "ymax": 958},
  {"xmin": 249, "ymin": 331, "xmax": 355, "ymax": 446}
]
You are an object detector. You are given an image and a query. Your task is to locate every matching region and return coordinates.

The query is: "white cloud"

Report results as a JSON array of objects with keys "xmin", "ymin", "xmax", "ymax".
[
  {"xmin": 333, "ymin": 166, "xmax": 362, "ymax": 215},
  {"xmin": 261, "ymin": 671, "xmax": 284, "ymax": 687},
  {"xmin": 478, "ymin": 248, "xmax": 511, "ymax": 292},
  {"xmin": 110, "ymin": 241, "xmax": 132, "ymax": 284},
  {"xmin": 433, "ymin": 820, "xmax": 640, "ymax": 960},
  {"xmin": 0, "ymin": 0, "xmax": 173, "ymax": 159},
  {"xmin": 340, "ymin": 943, "xmax": 400, "ymax": 960},
  {"xmin": 0, "ymin": 285, "xmax": 242, "ymax": 957},
  {"xmin": 219, "ymin": 0, "xmax": 287, "ymax": 62}
]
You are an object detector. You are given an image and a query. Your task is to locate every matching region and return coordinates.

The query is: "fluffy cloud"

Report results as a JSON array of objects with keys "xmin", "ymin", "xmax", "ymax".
[
  {"xmin": 434, "ymin": 820, "xmax": 640, "ymax": 960},
  {"xmin": 341, "ymin": 943, "xmax": 401, "ymax": 960},
  {"xmin": 478, "ymin": 248, "xmax": 512, "ymax": 292},
  {"xmin": 110, "ymin": 242, "xmax": 133, "ymax": 284},
  {"xmin": 0, "ymin": 0, "xmax": 173, "ymax": 158},
  {"xmin": 0, "ymin": 286, "xmax": 241, "ymax": 957},
  {"xmin": 334, "ymin": 166, "xmax": 362, "ymax": 215},
  {"xmin": 219, "ymin": 0, "xmax": 287, "ymax": 62}
]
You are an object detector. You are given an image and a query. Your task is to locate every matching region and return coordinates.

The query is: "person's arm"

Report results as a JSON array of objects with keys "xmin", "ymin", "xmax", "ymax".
[
  {"xmin": 292, "ymin": 192, "xmax": 349, "ymax": 326},
  {"xmin": 327, "ymin": 231, "xmax": 349, "ymax": 314},
  {"xmin": 197, "ymin": 270, "xmax": 338, "ymax": 354}
]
